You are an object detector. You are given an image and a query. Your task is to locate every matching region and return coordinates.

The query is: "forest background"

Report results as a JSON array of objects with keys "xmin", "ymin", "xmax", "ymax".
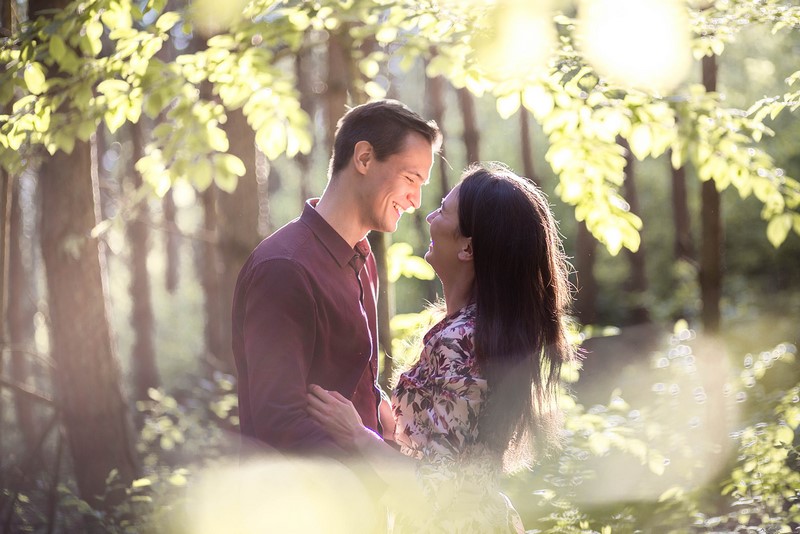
[{"xmin": 1, "ymin": 0, "xmax": 800, "ymax": 532}]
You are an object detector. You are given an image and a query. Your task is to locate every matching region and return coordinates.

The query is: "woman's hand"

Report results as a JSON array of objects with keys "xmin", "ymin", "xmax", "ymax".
[
  {"xmin": 307, "ymin": 384, "xmax": 380, "ymax": 451},
  {"xmin": 379, "ymin": 395, "xmax": 396, "ymax": 441}
]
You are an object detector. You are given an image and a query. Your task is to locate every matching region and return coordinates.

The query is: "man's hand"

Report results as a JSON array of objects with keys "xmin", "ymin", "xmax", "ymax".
[{"xmin": 307, "ymin": 384, "xmax": 380, "ymax": 451}]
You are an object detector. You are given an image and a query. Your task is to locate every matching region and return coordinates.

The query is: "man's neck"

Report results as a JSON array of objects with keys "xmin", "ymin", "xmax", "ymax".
[{"xmin": 314, "ymin": 184, "xmax": 367, "ymax": 248}]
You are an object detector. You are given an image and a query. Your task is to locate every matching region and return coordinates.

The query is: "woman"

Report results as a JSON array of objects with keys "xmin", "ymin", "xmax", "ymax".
[{"xmin": 307, "ymin": 162, "xmax": 575, "ymax": 532}]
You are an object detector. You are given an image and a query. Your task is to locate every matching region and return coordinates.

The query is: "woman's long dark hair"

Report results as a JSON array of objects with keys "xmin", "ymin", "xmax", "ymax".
[{"xmin": 457, "ymin": 162, "xmax": 575, "ymax": 468}]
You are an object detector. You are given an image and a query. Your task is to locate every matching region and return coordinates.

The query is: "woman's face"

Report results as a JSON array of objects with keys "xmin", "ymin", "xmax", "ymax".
[{"xmin": 424, "ymin": 184, "xmax": 471, "ymax": 280}]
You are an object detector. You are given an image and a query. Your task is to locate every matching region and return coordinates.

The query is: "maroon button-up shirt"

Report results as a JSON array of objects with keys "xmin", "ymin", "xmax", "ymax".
[{"xmin": 232, "ymin": 200, "xmax": 381, "ymax": 452}]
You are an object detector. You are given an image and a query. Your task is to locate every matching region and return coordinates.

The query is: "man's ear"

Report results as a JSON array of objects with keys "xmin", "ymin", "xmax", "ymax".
[
  {"xmin": 353, "ymin": 140, "xmax": 372, "ymax": 175},
  {"xmin": 457, "ymin": 238, "xmax": 473, "ymax": 262}
]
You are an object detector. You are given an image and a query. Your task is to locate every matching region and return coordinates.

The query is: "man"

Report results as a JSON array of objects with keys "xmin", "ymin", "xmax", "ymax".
[{"xmin": 232, "ymin": 99, "xmax": 441, "ymax": 453}]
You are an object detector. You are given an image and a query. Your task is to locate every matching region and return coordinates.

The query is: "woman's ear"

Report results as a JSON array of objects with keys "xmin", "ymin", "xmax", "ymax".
[
  {"xmin": 457, "ymin": 238, "xmax": 473, "ymax": 262},
  {"xmin": 353, "ymin": 141, "xmax": 372, "ymax": 174}
]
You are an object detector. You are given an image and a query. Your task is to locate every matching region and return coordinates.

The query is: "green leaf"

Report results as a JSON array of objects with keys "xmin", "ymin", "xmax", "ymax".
[
  {"xmin": 97, "ymin": 79, "xmax": 129, "ymax": 96},
  {"xmin": 364, "ymin": 81, "xmax": 386, "ymax": 99},
  {"xmin": 359, "ymin": 58, "xmax": 380, "ymax": 79},
  {"xmin": 648, "ymin": 454, "xmax": 666, "ymax": 476},
  {"xmin": 155, "ymin": 12, "xmax": 182, "ymax": 33},
  {"xmin": 84, "ymin": 20, "xmax": 104, "ymax": 57},
  {"xmin": 76, "ymin": 120, "xmax": 97, "ymax": 141},
  {"xmin": 53, "ymin": 130, "xmax": 75, "ymax": 154},
  {"xmin": 522, "ymin": 85, "xmax": 554, "ymax": 119},
  {"xmin": 219, "ymin": 153, "xmax": 245, "ymax": 177},
  {"xmin": 207, "ymin": 125, "xmax": 229, "ymax": 152},
  {"xmin": 375, "ymin": 26, "xmax": 398, "ymax": 44},
  {"xmin": 131, "ymin": 478, "xmax": 152, "ymax": 489},
  {"xmin": 628, "ymin": 124, "xmax": 652, "ymax": 161},
  {"xmin": 24, "ymin": 63, "xmax": 47, "ymax": 95},
  {"xmin": 0, "ymin": 79, "xmax": 13, "ymax": 105},
  {"xmin": 775, "ymin": 425, "xmax": 794, "ymax": 445},
  {"xmin": 214, "ymin": 154, "xmax": 244, "ymax": 193},
  {"xmin": 191, "ymin": 160, "xmax": 214, "ymax": 192},
  {"xmin": 168, "ymin": 472, "xmax": 188, "ymax": 486},
  {"xmin": 256, "ymin": 124, "xmax": 287, "ymax": 161},
  {"xmin": 495, "ymin": 92, "xmax": 520, "ymax": 120},
  {"xmin": 49, "ymin": 34, "xmax": 66, "ymax": 63},
  {"xmin": 766, "ymin": 213, "xmax": 792, "ymax": 248},
  {"xmin": 105, "ymin": 106, "xmax": 127, "ymax": 134},
  {"xmin": 588, "ymin": 432, "xmax": 610, "ymax": 456}
]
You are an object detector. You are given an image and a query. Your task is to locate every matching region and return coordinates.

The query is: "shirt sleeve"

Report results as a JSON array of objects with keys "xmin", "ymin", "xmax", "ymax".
[{"xmin": 241, "ymin": 258, "xmax": 341, "ymax": 452}]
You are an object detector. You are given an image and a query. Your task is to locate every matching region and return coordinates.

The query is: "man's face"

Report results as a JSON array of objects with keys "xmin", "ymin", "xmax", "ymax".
[{"xmin": 359, "ymin": 132, "xmax": 435, "ymax": 233}]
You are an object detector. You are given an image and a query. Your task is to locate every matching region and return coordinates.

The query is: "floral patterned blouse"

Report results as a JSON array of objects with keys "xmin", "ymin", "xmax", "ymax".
[{"xmin": 391, "ymin": 304, "xmax": 525, "ymax": 533}]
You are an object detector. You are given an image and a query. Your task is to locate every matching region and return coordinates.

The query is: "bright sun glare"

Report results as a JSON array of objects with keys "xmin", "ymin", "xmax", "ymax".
[
  {"xmin": 475, "ymin": 0, "xmax": 557, "ymax": 80},
  {"xmin": 578, "ymin": 0, "xmax": 692, "ymax": 94}
]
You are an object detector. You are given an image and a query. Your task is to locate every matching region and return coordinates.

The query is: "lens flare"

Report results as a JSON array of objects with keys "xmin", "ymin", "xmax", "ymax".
[
  {"xmin": 182, "ymin": 457, "xmax": 383, "ymax": 534},
  {"xmin": 577, "ymin": 0, "xmax": 692, "ymax": 94},
  {"xmin": 191, "ymin": 0, "xmax": 249, "ymax": 36},
  {"xmin": 571, "ymin": 325, "xmax": 742, "ymax": 506},
  {"xmin": 474, "ymin": 0, "xmax": 557, "ymax": 80}
]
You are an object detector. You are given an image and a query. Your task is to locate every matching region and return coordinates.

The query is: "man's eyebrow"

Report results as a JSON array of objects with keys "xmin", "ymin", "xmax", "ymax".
[{"xmin": 410, "ymin": 170, "xmax": 429, "ymax": 185}]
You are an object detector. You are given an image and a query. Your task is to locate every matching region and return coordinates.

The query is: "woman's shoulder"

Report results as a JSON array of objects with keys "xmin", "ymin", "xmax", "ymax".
[
  {"xmin": 426, "ymin": 303, "xmax": 476, "ymax": 342},
  {"xmin": 427, "ymin": 304, "xmax": 479, "ymax": 374}
]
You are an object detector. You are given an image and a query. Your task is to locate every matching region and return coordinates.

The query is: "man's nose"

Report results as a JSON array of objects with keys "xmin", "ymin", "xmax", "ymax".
[{"xmin": 408, "ymin": 187, "xmax": 422, "ymax": 210}]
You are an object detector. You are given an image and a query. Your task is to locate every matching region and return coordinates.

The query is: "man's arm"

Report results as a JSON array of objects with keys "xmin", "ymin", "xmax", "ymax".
[{"xmin": 241, "ymin": 258, "xmax": 341, "ymax": 452}]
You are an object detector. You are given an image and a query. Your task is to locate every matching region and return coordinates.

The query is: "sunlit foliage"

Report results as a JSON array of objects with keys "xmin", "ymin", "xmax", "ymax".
[{"xmin": 2, "ymin": 0, "xmax": 800, "ymax": 252}]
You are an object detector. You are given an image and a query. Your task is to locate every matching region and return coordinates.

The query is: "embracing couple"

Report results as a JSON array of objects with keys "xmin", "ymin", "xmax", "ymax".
[{"xmin": 231, "ymin": 100, "xmax": 576, "ymax": 532}]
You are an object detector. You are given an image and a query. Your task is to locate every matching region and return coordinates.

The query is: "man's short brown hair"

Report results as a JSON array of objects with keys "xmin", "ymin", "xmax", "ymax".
[{"xmin": 328, "ymin": 99, "xmax": 442, "ymax": 178}]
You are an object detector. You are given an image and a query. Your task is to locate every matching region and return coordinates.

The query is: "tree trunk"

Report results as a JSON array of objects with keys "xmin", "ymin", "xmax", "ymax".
[
  {"xmin": 9, "ymin": 176, "xmax": 39, "ymax": 451},
  {"xmin": 31, "ymin": 0, "xmax": 139, "ymax": 506},
  {"xmin": 620, "ymin": 138, "xmax": 650, "ymax": 324},
  {"xmin": 0, "ymin": 0, "xmax": 13, "ymax": 441},
  {"xmin": 575, "ymin": 221, "xmax": 598, "ymax": 325},
  {"xmin": 669, "ymin": 150, "xmax": 694, "ymax": 262},
  {"xmin": 218, "ymin": 108, "xmax": 260, "ymax": 371},
  {"xmin": 0, "ymin": 167, "xmax": 11, "ymax": 446},
  {"xmin": 700, "ymin": 54, "xmax": 722, "ymax": 333},
  {"xmin": 295, "ymin": 46, "xmax": 314, "ymax": 206},
  {"xmin": 39, "ymin": 139, "xmax": 139, "ymax": 506},
  {"xmin": 162, "ymin": 190, "xmax": 179, "ymax": 293},
  {"xmin": 420, "ymin": 64, "xmax": 447, "ymax": 303},
  {"xmin": 199, "ymin": 185, "xmax": 226, "ymax": 373},
  {"xmin": 520, "ymin": 108, "xmax": 538, "ymax": 186},
  {"xmin": 368, "ymin": 232, "xmax": 394, "ymax": 391},
  {"xmin": 157, "ymin": 0, "xmax": 180, "ymax": 294},
  {"xmin": 1, "ymin": 169, "xmax": 10, "ymax": 341},
  {"xmin": 325, "ymin": 34, "xmax": 350, "ymax": 150},
  {"xmin": 256, "ymin": 149, "xmax": 273, "ymax": 236},
  {"xmin": 1, "ymin": 0, "xmax": 14, "ymax": 34},
  {"xmin": 456, "ymin": 87, "xmax": 480, "ymax": 164},
  {"xmin": 1, "ymin": 0, "xmax": 10, "ymax": 328},
  {"xmin": 424, "ymin": 68, "xmax": 450, "ymax": 197},
  {"xmin": 128, "ymin": 122, "xmax": 159, "ymax": 404}
]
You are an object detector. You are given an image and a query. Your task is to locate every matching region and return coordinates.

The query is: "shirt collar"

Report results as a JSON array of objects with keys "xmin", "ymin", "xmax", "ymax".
[{"xmin": 301, "ymin": 199, "xmax": 372, "ymax": 269}]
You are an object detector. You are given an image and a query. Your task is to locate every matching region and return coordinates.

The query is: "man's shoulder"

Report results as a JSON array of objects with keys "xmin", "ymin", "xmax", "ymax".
[{"xmin": 251, "ymin": 217, "xmax": 315, "ymax": 265}]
